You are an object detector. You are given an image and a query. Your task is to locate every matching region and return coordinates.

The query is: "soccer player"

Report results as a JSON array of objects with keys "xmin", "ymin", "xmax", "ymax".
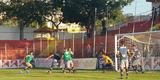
[
  {"xmin": 117, "ymin": 40, "xmax": 129, "ymax": 79},
  {"xmin": 21, "ymin": 51, "xmax": 34, "ymax": 74},
  {"xmin": 46, "ymin": 51, "xmax": 61, "ymax": 74},
  {"xmin": 62, "ymin": 48, "xmax": 74, "ymax": 73},
  {"xmin": 131, "ymin": 44, "xmax": 144, "ymax": 73},
  {"xmin": 101, "ymin": 51, "xmax": 114, "ymax": 72},
  {"xmin": 68, "ymin": 48, "xmax": 75, "ymax": 72}
]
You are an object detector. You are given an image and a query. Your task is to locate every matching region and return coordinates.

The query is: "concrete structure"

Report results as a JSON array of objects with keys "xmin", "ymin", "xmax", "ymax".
[
  {"xmin": 0, "ymin": 24, "xmax": 86, "ymax": 40},
  {"xmin": 0, "ymin": 25, "xmax": 35, "ymax": 40}
]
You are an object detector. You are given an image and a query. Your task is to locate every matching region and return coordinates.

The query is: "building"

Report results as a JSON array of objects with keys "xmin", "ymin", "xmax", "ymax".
[
  {"xmin": 0, "ymin": 25, "xmax": 35, "ymax": 40},
  {"xmin": 146, "ymin": 0, "xmax": 160, "ymax": 8},
  {"xmin": 0, "ymin": 23, "xmax": 86, "ymax": 40}
]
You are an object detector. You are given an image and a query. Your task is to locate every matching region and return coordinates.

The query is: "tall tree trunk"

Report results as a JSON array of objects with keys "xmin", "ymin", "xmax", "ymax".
[
  {"xmin": 101, "ymin": 19, "xmax": 107, "ymax": 35},
  {"xmin": 86, "ymin": 9, "xmax": 95, "ymax": 38},
  {"xmin": 19, "ymin": 21, "xmax": 24, "ymax": 40}
]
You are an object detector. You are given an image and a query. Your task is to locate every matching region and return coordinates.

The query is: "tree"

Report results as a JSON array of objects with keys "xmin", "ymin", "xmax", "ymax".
[
  {"xmin": 59, "ymin": 0, "xmax": 133, "ymax": 37},
  {"xmin": 0, "ymin": 0, "xmax": 133, "ymax": 39},
  {"xmin": 0, "ymin": 0, "xmax": 57, "ymax": 40},
  {"xmin": 152, "ymin": 23, "xmax": 160, "ymax": 31}
]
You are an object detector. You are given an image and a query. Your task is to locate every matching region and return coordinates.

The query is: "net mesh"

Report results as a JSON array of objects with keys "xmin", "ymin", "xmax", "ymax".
[{"xmin": 115, "ymin": 31, "xmax": 160, "ymax": 71}]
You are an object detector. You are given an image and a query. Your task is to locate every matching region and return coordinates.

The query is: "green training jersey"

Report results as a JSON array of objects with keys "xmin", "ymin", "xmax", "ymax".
[
  {"xmin": 25, "ymin": 55, "xmax": 33, "ymax": 63},
  {"xmin": 63, "ymin": 51, "xmax": 72, "ymax": 62}
]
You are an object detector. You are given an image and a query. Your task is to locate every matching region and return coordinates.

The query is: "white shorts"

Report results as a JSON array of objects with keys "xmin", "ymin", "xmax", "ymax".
[
  {"xmin": 132, "ymin": 58, "xmax": 142, "ymax": 66},
  {"xmin": 120, "ymin": 59, "xmax": 129, "ymax": 69},
  {"xmin": 65, "ymin": 60, "xmax": 73, "ymax": 69}
]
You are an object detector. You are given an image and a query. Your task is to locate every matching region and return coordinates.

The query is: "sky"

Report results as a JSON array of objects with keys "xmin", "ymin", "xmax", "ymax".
[{"xmin": 123, "ymin": 0, "xmax": 152, "ymax": 15}]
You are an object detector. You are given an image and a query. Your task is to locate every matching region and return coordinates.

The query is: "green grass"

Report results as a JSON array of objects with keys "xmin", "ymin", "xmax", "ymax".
[{"xmin": 0, "ymin": 69, "xmax": 159, "ymax": 80}]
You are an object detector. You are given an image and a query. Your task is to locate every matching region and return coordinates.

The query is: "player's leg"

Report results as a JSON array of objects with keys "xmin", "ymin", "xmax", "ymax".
[
  {"xmin": 19, "ymin": 62, "xmax": 28, "ymax": 74},
  {"xmin": 120, "ymin": 60, "xmax": 125, "ymax": 79},
  {"xmin": 136, "ymin": 59, "xmax": 141, "ymax": 73},
  {"xmin": 24, "ymin": 62, "xmax": 27, "ymax": 70},
  {"xmin": 139, "ymin": 65, "xmax": 144, "ymax": 73},
  {"xmin": 133, "ymin": 65, "xmax": 137, "ymax": 73},
  {"xmin": 139, "ymin": 58, "xmax": 144, "ymax": 73},
  {"xmin": 25, "ymin": 63, "xmax": 32, "ymax": 74},
  {"xmin": 67, "ymin": 61, "xmax": 72, "ymax": 73},
  {"xmin": 102, "ymin": 63, "xmax": 106, "ymax": 73},
  {"xmin": 62, "ymin": 61, "xmax": 67, "ymax": 73},
  {"xmin": 132, "ymin": 59, "xmax": 138, "ymax": 73},
  {"xmin": 24, "ymin": 62, "xmax": 32, "ymax": 70},
  {"xmin": 28, "ymin": 63, "xmax": 33, "ymax": 69},
  {"xmin": 70, "ymin": 60, "xmax": 75, "ymax": 73},
  {"xmin": 125, "ymin": 60, "xmax": 129, "ymax": 79},
  {"xmin": 48, "ymin": 60, "xmax": 54, "ymax": 74}
]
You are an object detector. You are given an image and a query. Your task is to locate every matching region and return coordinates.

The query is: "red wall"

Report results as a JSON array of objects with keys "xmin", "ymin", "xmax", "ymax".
[{"xmin": 0, "ymin": 20, "xmax": 155, "ymax": 59}]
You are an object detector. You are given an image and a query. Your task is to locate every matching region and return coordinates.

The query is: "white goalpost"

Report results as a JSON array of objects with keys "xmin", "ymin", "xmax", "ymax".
[{"xmin": 115, "ymin": 31, "xmax": 160, "ymax": 71}]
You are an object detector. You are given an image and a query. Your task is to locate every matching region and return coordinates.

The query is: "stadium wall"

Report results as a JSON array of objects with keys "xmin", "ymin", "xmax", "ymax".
[
  {"xmin": 0, "ymin": 57, "xmax": 160, "ymax": 70},
  {"xmin": 0, "ymin": 58, "xmax": 97, "ymax": 69},
  {"xmin": 0, "ymin": 20, "xmax": 153, "ymax": 60}
]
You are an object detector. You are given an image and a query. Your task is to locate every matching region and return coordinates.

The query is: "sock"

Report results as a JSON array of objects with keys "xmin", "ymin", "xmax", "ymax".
[
  {"xmin": 120, "ymin": 69, "xmax": 123, "ymax": 79},
  {"xmin": 126, "ymin": 69, "xmax": 128, "ymax": 79},
  {"xmin": 50, "ymin": 68, "xmax": 53, "ymax": 71}
]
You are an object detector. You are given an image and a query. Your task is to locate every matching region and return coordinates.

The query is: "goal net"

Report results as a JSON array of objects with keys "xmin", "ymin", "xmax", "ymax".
[{"xmin": 115, "ymin": 31, "xmax": 160, "ymax": 71}]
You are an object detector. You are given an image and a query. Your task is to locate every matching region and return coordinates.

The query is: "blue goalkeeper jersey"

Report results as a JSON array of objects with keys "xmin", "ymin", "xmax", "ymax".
[{"xmin": 119, "ymin": 46, "xmax": 128, "ymax": 60}]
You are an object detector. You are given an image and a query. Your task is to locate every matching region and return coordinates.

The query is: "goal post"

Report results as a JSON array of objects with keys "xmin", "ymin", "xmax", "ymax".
[{"xmin": 115, "ymin": 31, "xmax": 160, "ymax": 71}]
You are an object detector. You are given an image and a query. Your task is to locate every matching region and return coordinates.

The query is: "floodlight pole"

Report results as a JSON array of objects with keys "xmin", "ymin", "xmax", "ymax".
[
  {"xmin": 5, "ymin": 43, "xmax": 7, "ymax": 60},
  {"xmin": 104, "ymin": 18, "xmax": 107, "ymax": 53},
  {"xmin": 72, "ymin": 33, "xmax": 75, "ymax": 53},
  {"xmin": 0, "ymin": 51, "xmax": 2, "ymax": 60},
  {"xmin": 93, "ymin": 8, "xmax": 97, "ymax": 57},
  {"xmin": 63, "ymin": 32, "xmax": 66, "ymax": 48},
  {"xmin": 26, "ymin": 42, "xmax": 29, "ymax": 54},
  {"xmin": 33, "ymin": 40, "xmax": 35, "ymax": 53},
  {"xmin": 132, "ymin": 0, "xmax": 137, "ymax": 33},
  {"xmin": 150, "ymin": 7, "xmax": 156, "ymax": 31},
  {"xmin": 104, "ymin": 4, "xmax": 108, "ymax": 53},
  {"xmin": 40, "ymin": 34, "xmax": 43, "ymax": 55},
  {"xmin": 82, "ymin": 33, "xmax": 84, "ymax": 58}
]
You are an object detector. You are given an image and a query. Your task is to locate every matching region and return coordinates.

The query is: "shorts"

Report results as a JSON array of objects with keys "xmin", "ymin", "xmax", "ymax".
[
  {"xmin": 64, "ymin": 60, "xmax": 73, "ymax": 69},
  {"xmin": 132, "ymin": 58, "xmax": 142, "ymax": 66},
  {"xmin": 120, "ymin": 59, "xmax": 128, "ymax": 69},
  {"xmin": 102, "ymin": 63, "xmax": 112, "ymax": 69},
  {"xmin": 25, "ymin": 62, "xmax": 33, "ymax": 68},
  {"xmin": 51, "ymin": 59, "xmax": 58, "ymax": 68}
]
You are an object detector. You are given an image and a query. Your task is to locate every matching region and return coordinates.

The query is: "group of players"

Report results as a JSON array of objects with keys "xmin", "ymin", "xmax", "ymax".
[
  {"xmin": 21, "ymin": 40, "xmax": 143, "ymax": 79},
  {"xmin": 21, "ymin": 48, "xmax": 75, "ymax": 74},
  {"xmin": 116, "ymin": 40, "xmax": 144, "ymax": 79}
]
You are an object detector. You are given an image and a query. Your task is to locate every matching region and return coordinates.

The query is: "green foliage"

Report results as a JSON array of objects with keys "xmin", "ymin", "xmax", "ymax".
[
  {"xmin": 0, "ymin": 0, "xmax": 133, "ymax": 38},
  {"xmin": 59, "ymin": 0, "xmax": 133, "ymax": 36},
  {"xmin": 152, "ymin": 23, "xmax": 160, "ymax": 31},
  {"xmin": 61, "ymin": 0, "xmax": 132, "ymax": 23},
  {"xmin": 3, "ymin": 17, "xmax": 18, "ymax": 27},
  {"xmin": 0, "ymin": 0, "xmax": 56, "ymax": 27},
  {"xmin": 0, "ymin": 0, "xmax": 133, "ymax": 28},
  {"xmin": 0, "ymin": 0, "xmax": 58, "ymax": 39}
]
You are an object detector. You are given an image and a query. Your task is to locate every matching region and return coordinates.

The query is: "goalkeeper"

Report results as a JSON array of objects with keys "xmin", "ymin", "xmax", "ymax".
[{"xmin": 101, "ymin": 51, "xmax": 114, "ymax": 72}]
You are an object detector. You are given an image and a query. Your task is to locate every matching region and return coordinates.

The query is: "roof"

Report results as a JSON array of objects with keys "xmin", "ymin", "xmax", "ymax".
[{"xmin": 34, "ymin": 27, "xmax": 56, "ymax": 33}]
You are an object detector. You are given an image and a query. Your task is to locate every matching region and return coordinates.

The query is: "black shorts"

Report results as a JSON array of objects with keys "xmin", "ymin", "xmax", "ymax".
[{"xmin": 102, "ymin": 63, "xmax": 112, "ymax": 68}]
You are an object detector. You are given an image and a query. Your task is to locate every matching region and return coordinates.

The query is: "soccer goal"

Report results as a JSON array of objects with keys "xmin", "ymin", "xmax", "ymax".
[{"xmin": 114, "ymin": 31, "xmax": 160, "ymax": 71}]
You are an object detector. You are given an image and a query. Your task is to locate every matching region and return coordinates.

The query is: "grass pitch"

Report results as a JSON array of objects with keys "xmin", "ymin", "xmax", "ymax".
[{"xmin": 0, "ymin": 69, "xmax": 159, "ymax": 80}]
